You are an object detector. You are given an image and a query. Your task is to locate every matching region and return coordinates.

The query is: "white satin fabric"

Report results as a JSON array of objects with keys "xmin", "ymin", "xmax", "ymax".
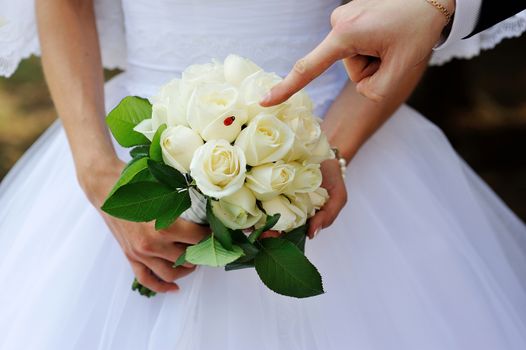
[
  {"xmin": 435, "ymin": 0, "xmax": 482, "ymax": 51},
  {"xmin": 1, "ymin": 0, "xmax": 526, "ymax": 349}
]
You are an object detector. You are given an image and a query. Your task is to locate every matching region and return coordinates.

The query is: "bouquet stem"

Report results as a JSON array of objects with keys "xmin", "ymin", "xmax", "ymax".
[{"xmin": 132, "ymin": 278, "xmax": 157, "ymax": 298}]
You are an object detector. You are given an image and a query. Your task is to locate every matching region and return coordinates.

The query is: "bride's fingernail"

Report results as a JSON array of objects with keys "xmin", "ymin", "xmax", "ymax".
[
  {"xmin": 313, "ymin": 227, "xmax": 321, "ymax": 238},
  {"xmin": 260, "ymin": 92, "xmax": 271, "ymax": 105}
]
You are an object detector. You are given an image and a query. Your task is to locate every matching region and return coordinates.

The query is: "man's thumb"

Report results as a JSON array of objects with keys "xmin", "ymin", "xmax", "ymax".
[{"xmin": 355, "ymin": 55, "xmax": 401, "ymax": 102}]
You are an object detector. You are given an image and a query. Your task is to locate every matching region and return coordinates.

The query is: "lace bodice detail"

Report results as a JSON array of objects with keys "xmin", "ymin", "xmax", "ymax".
[
  {"xmin": 119, "ymin": 0, "xmax": 347, "ymax": 109},
  {"xmin": 122, "ymin": 0, "xmax": 335, "ymax": 74},
  {"xmin": 1, "ymin": 0, "xmax": 525, "ymax": 89}
]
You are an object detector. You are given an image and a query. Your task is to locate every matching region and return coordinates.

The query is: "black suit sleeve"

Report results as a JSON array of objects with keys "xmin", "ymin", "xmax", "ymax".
[{"xmin": 467, "ymin": 0, "xmax": 526, "ymax": 38}]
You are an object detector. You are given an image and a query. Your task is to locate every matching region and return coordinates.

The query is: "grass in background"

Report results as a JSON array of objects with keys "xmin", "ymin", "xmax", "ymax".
[{"xmin": 0, "ymin": 57, "xmax": 56, "ymax": 177}]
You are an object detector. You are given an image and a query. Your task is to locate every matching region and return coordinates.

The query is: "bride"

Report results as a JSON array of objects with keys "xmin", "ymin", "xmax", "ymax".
[{"xmin": 1, "ymin": 0, "xmax": 526, "ymax": 349}]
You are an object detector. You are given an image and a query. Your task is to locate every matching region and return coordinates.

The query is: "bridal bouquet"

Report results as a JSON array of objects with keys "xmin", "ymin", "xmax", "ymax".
[{"xmin": 101, "ymin": 55, "xmax": 333, "ymax": 298}]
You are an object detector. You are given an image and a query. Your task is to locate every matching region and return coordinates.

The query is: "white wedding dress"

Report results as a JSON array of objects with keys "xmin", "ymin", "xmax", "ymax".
[{"xmin": 1, "ymin": 1, "xmax": 526, "ymax": 349}]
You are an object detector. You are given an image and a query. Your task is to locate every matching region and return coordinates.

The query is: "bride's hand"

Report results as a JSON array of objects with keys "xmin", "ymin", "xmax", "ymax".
[
  {"xmin": 81, "ymin": 159, "xmax": 210, "ymax": 293},
  {"xmin": 307, "ymin": 159, "xmax": 347, "ymax": 239},
  {"xmin": 104, "ymin": 216, "xmax": 209, "ymax": 293}
]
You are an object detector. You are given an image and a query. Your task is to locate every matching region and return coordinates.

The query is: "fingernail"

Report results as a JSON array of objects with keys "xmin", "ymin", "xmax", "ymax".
[
  {"xmin": 260, "ymin": 92, "xmax": 271, "ymax": 105},
  {"xmin": 313, "ymin": 227, "xmax": 321, "ymax": 238}
]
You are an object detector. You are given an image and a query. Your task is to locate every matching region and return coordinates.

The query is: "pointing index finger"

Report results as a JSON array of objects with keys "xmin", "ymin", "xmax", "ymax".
[{"xmin": 260, "ymin": 31, "xmax": 346, "ymax": 107}]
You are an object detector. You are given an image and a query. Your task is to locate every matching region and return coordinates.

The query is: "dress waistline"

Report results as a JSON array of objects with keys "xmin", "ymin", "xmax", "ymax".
[{"xmin": 122, "ymin": 61, "xmax": 348, "ymax": 117}]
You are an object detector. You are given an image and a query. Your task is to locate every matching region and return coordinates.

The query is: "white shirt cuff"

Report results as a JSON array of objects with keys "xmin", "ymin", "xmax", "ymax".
[{"xmin": 434, "ymin": 0, "xmax": 482, "ymax": 50}]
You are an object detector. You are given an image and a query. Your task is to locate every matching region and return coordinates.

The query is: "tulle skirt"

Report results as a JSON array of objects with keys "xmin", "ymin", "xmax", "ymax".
[{"xmin": 1, "ymin": 72, "xmax": 526, "ymax": 350}]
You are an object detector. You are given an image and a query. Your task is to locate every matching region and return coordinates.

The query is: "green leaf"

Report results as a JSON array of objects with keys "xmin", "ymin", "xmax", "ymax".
[
  {"xmin": 147, "ymin": 160, "xmax": 187, "ymax": 189},
  {"xmin": 101, "ymin": 181, "xmax": 180, "ymax": 222},
  {"xmin": 129, "ymin": 168, "xmax": 156, "ymax": 183},
  {"xmin": 108, "ymin": 157, "xmax": 149, "ymax": 197},
  {"xmin": 173, "ymin": 251, "xmax": 187, "ymax": 268},
  {"xmin": 229, "ymin": 229, "xmax": 259, "ymax": 262},
  {"xmin": 155, "ymin": 190, "xmax": 191, "ymax": 230},
  {"xmin": 225, "ymin": 230, "xmax": 259, "ymax": 271},
  {"xmin": 248, "ymin": 214, "xmax": 281, "ymax": 243},
  {"xmin": 130, "ymin": 145, "xmax": 151, "ymax": 159},
  {"xmin": 254, "ymin": 238, "xmax": 324, "ymax": 298},
  {"xmin": 149, "ymin": 124, "xmax": 167, "ymax": 162},
  {"xmin": 225, "ymin": 260, "xmax": 255, "ymax": 271},
  {"xmin": 206, "ymin": 199, "xmax": 233, "ymax": 250},
  {"xmin": 123, "ymin": 156, "xmax": 146, "ymax": 173},
  {"xmin": 283, "ymin": 224, "xmax": 307, "ymax": 252},
  {"xmin": 185, "ymin": 235, "xmax": 244, "ymax": 267},
  {"xmin": 106, "ymin": 96, "xmax": 152, "ymax": 147}
]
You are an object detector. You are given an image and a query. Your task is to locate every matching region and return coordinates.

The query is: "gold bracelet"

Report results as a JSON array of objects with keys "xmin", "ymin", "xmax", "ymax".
[
  {"xmin": 331, "ymin": 147, "xmax": 347, "ymax": 179},
  {"xmin": 425, "ymin": 0, "xmax": 453, "ymax": 25}
]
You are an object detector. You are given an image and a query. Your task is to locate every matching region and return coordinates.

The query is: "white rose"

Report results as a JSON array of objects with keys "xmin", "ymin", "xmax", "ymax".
[
  {"xmin": 152, "ymin": 61, "xmax": 226, "ymax": 129},
  {"xmin": 305, "ymin": 133, "xmax": 334, "ymax": 164},
  {"xmin": 235, "ymin": 113, "xmax": 294, "ymax": 166},
  {"xmin": 190, "ymin": 140, "xmax": 247, "ymax": 198},
  {"xmin": 182, "ymin": 60, "xmax": 225, "ymax": 85},
  {"xmin": 246, "ymin": 161, "xmax": 296, "ymax": 201},
  {"xmin": 133, "ymin": 105, "xmax": 169, "ymax": 141},
  {"xmin": 286, "ymin": 161, "xmax": 322, "ymax": 194},
  {"xmin": 150, "ymin": 79, "xmax": 190, "ymax": 127},
  {"xmin": 279, "ymin": 109, "xmax": 322, "ymax": 161},
  {"xmin": 289, "ymin": 186, "xmax": 329, "ymax": 218},
  {"xmin": 285, "ymin": 90, "xmax": 315, "ymax": 113},
  {"xmin": 186, "ymin": 82, "xmax": 247, "ymax": 142},
  {"xmin": 289, "ymin": 193, "xmax": 315, "ymax": 217},
  {"xmin": 240, "ymin": 70, "xmax": 284, "ymax": 119},
  {"xmin": 224, "ymin": 55, "xmax": 262, "ymax": 86},
  {"xmin": 261, "ymin": 195, "xmax": 307, "ymax": 232},
  {"xmin": 211, "ymin": 186, "xmax": 263, "ymax": 230},
  {"xmin": 308, "ymin": 186, "xmax": 329, "ymax": 211},
  {"xmin": 150, "ymin": 62, "xmax": 224, "ymax": 128},
  {"xmin": 280, "ymin": 108, "xmax": 321, "ymax": 144},
  {"xmin": 161, "ymin": 126, "xmax": 204, "ymax": 173}
]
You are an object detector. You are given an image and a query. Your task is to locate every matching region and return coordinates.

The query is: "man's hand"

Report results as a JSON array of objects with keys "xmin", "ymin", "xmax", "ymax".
[{"xmin": 260, "ymin": 0, "xmax": 454, "ymax": 105}]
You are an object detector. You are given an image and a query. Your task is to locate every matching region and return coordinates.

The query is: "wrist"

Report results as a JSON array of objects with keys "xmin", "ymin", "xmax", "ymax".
[
  {"xmin": 77, "ymin": 155, "xmax": 125, "ymax": 207},
  {"xmin": 445, "ymin": 0, "xmax": 455, "ymax": 13},
  {"xmin": 330, "ymin": 147, "xmax": 349, "ymax": 179},
  {"xmin": 424, "ymin": 0, "xmax": 455, "ymax": 26},
  {"xmin": 328, "ymin": 139, "xmax": 357, "ymax": 165}
]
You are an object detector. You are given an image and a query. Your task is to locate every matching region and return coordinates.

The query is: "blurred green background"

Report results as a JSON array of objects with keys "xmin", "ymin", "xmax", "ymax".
[{"xmin": 0, "ymin": 36, "xmax": 525, "ymax": 220}]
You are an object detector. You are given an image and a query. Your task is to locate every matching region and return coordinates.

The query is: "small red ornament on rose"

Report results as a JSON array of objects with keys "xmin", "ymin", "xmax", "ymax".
[{"xmin": 223, "ymin": 116, "xmax": 236, "ymax": 126}]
